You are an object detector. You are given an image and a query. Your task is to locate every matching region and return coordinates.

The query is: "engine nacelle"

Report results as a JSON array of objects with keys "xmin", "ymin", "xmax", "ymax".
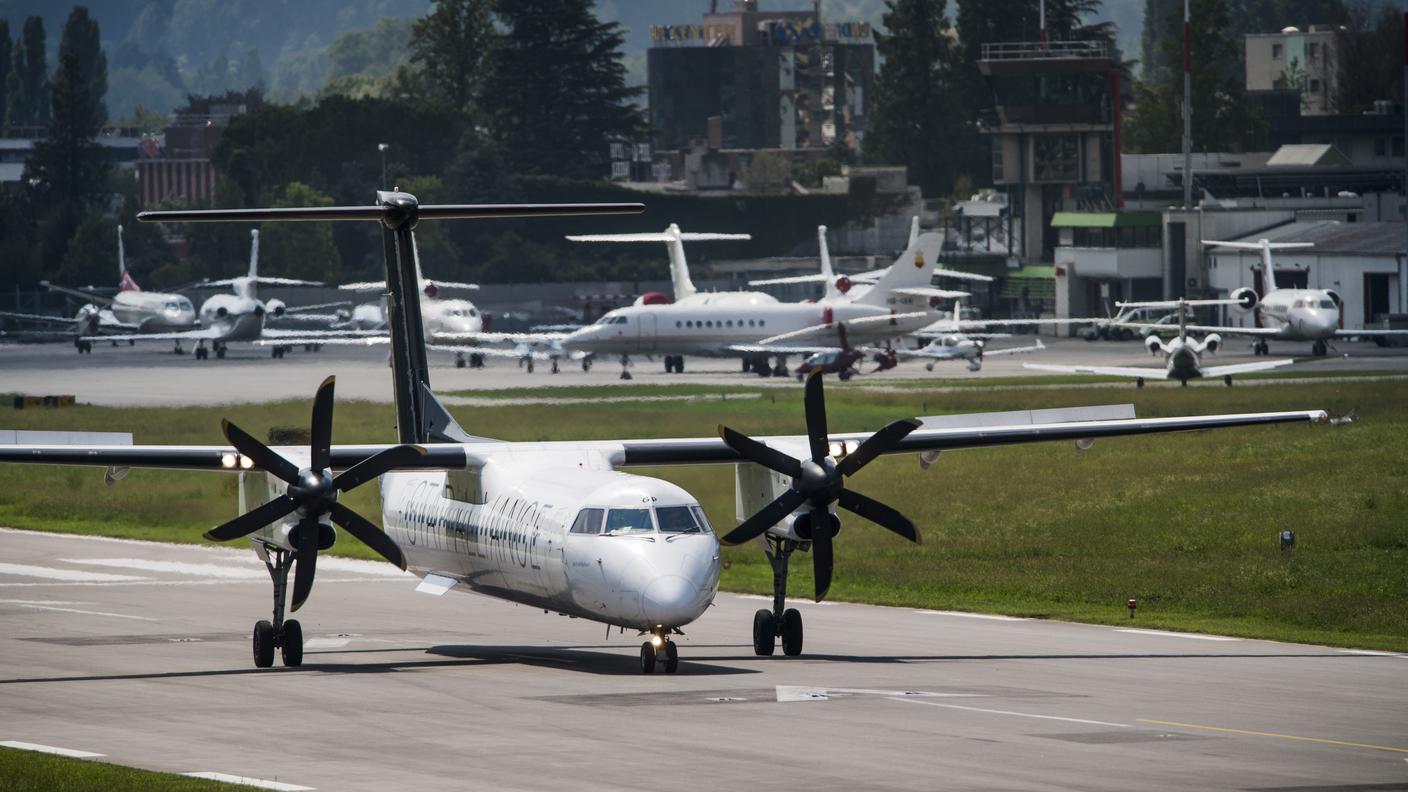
[
  {"xmin": 789, "ymin": 511, "xmax": 840, "ymax": 542},
  {"xmin": 834, "ymin": 276, "xmax": 852, "ymax": 294},
  {"xmin": 1202, "ymin": 333, "xmax": 1222, "ymax": 354},
  {"xmin": 1324, "ymin": 289, "xmax": 1341, "ymax": 308},
  {"xmin": 265, "ymin": 298, "xmax": 287, "ymax": 318},
  {"xmin": 268, "ymin": 521, "xmax": 336, "ymax": 553},
  {"xmin": 215, "ymin": 306, "xmax": 230, "ymax": 318},
  {"xmin": 1231, "ymin": 287, "xmax": 1259, "ymax": 312},
  {"xmin": 1144, "ymin": 334, "xmax": 1165, "ymax": 355}
]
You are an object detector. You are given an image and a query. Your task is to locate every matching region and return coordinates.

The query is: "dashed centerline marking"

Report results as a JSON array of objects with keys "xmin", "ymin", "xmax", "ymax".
[
  {"xmin": 2, "ymin": 603, "xmax": 158, "ymax": 622},
  {"xmin": 890, "ymin": 697, "xmax": 1131, "ymax": 728},
  {"xmin": 0, "ymin": 562, "xmax": 149, "ymax": 582},
  {"xmin": 1137, "ymin": 720, "xmax": 1408, "ymax": 754},
  {"xmin": 0, "ymin": 740, "xmax": 105, "ymax": 758},
  {"xmin": 182, "ymin": 772, "xmax": 315, "ymax": 791}
]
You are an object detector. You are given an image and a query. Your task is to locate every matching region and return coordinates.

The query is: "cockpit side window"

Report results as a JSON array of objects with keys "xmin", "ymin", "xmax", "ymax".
[
  {"xmin": 656, "ymin": 505, "xmax": 703, "ymax": 533},
  {"xmin": 604, "ymin": 508, "xmax": 652, "ymax": 534},
  {"xmin": 1318, "ymin": 299, "xmax": 1335, "ymax": 309},
  {"xmin": 689, "ymin": 505, "xmax": 713, "ymax": 534},
  {"xmin": 569, "ymin": 508, "xmax": 604, "ymax": 534}
]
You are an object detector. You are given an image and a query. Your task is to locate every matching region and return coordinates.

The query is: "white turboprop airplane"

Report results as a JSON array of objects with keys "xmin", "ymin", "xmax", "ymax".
[
  {"xmin": 0, "ymin": 193, "xmax": 1328, "ymax": 675},
  {"xmin": 564, "ymin": 231, "xmax": 959, "ymax": 378},
  {"xmin": 87, "ymin": 230, "xmax": 350, "ymax": 359},
  {"xmin": 1192, "ymin": 239, "xmax": 1408, "ymax": 356},
  {"xmin": 1, "ymin": 225, "xmax": 198, "ymax": 352},
  {"xmin": 1024, "ymin": 298, "xmax": 1295, "ymax": 387}
]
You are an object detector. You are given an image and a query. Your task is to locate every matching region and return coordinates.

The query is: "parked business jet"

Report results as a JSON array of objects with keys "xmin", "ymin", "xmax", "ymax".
[
  {"xmin": 0, "ymin": 193, "xmax": 1327, "ymax": 675},
  {"xmin": 1025, "ymin": 298, "xmax": 1295, "ymax": 386},
  {"xmin": 0, "ymin": 225, "xmax": 198, "ymax": 352},
  {"xmin": 1192, "ymin": 239, "xmax": 1408, "ymax": 356},
  {"xmin": 87, "ymin": 229, "xmax": 348, "ymax": 359},
  {"xmin": 566, "ymin": 224, "xmax": 754, "ymax": 305}
]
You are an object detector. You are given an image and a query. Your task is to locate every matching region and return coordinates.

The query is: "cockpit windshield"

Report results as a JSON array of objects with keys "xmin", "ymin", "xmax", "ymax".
[
  {"xmin": 604, "ymin": 508, "xmax": 652, "ymax": 534},
  {"xmin": 1317, "ymin": 299, "xmax": 1335, "ymax": 309},
  {"xmin": 657, "ymin": 506, "xmax": 707, "ymax": 533},
  {"xmin": 570, "ymin": 505, "xmax": 713, "ymax": 536}
]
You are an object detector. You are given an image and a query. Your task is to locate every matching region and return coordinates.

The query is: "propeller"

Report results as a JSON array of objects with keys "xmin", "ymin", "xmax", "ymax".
[
  {"xmin": 718, "ymin": 370, "xmax": 921, "ymax": 600},
  {"xmin": 205, "ymin": 375, "xmax": 423, "ymax": 611}
]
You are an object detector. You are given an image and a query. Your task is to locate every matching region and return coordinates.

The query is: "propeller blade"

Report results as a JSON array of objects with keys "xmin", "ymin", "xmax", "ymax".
[
  {"xmin": 721, "ymin": 489, "xmax": 806, "ymax": 545},
  {"xmin": 290, "ymin": 518, "xmax": 319, "ymax": 612},
  {"xmin": 329, "ymin": 502, "xmax": 406, "ymax": 570},
  {"xmin": 812, "ymin": 509, "xmax": 834, "ymax": 601},
  {"xmin": 222, "ymin": 420, "xmax": 300, "ymax": 483},
  {"xmin": 333, "ymin": 444, "xmax": 427, "ymax": 492},
  {"xmin": 309, "ymin": 375, "xmax": 335, "ymax": 472},
  {"xmin": 203, "ymin": 494, "xmax": 298, "ymax": 541},
  {"xmin": 718, "ymin": 426, "xmax": 801, "ymax": 478},
  {"xmin": 836, "ymin": 418, "xmax": 922, "ymax": 477},
  {"xmin": 837, "ymin": 489, "xmax": 920, "ymax": 544},
  {"xmin": 803, "ymin": 370, "xmax": 830, "ymax": 463}
]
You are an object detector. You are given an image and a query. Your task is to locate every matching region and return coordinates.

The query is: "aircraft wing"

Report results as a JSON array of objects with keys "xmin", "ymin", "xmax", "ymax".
[
  {"xmin": 890, "ymin": 287, "xmax": 971, "ymax": 300},
  {"xmin": 259, "ymin": 327, "xmax": 384, "ymax": 339},
  {"xmin": 758, "ymin": 312, "xmax": 930, "ymax": 345},
  {"xmin": 283, "ymin": 301, "xmax": 353, "ymax": 314},
  {"xmin": 748, "ymin": 274, "xmax": 830, "ymax": 287},
  {"xmin": 982, "ymin": 340, "xmax": 1046, "ymax": 357},
  {"xmin": 82, "ymin": 327, "xmax": 228, "ymax": 342},
  {"xmin": 1199, "ymin": 359, "xmax": 1295, "ymax": 377},
  {"xmin": 1334, "ymin": 328, "xmax": 1408, "ymax": 337},
  {"xmin": 0, "ymin": 310, "xmax": 77, "ymax": 326},
  {"xmin": 0, "ymin": 442, "xmax": 466, "ymax": 473},
  {"xmin": 425, "ymin": 343, "xmax": 568, "ymax": 361},
  {"xmin": 40, "ymin": 281, "xmax": 114, "ymax": 305},
  {"xmin": 727, "ymin": 344, "xmax": 843, "ymax": 355},
  {"xmin": 933, "ymin": 269, "xmax": 994, "ymax": 283},
  {"xmin": 338, "ymin": 282, "xmax": 386, "ymax": 292},
  {"xmin": 255, "ymin": 336, "xmax": 387, "ymax": 347},
  {"xmin": 433, "ymin": 331, "xmax": 570, "ymax": 344},
  {"xmin": 1180, "ymin": 324, "xmax": 1282, "ymax": 337},
  {"xmin": 425, "ymin": 280, "xmax": 480, "ymax": 291},
  {"xmin": 1022, "ymin": 362, "xmax": 1171, "ymax": 380}
]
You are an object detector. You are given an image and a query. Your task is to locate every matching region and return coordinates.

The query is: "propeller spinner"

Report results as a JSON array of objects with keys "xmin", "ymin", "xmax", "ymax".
[
  {"xmin": 718, "ymin": 370, "xmax": 921, "ymax": 600},
  {"xmin": 205, "ymin": 376, "xmax": 422, "ymax": 611}
]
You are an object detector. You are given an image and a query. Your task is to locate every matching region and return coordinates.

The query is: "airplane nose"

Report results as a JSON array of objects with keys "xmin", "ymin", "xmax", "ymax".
[{"xmin": 641, "ymin": 574, "xmax": 697, "ymax": 627}]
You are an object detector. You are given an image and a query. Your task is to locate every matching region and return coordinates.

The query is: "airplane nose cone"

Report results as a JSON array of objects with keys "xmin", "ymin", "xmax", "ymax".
[{"xmin": 642, "ymin": 574, "xmax": 697, "ymax": 627}]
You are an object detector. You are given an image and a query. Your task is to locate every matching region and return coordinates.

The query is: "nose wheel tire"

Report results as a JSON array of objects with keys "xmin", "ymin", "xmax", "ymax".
[
  {"xmin": 663, "ymin": 640, "xmax": 679, "ymax": 673},
  {"xmin": 752, "ymin": 608, "xmax": 777, "ymax": 656},
  {"xmin": 640, "ymin": 641, "xmax": 657, "ymax": 673},
  {"xmin": 253, "ymin": 620, "xmax": 275, "ymax": 668},
  {"xmin": 280, "ymin": 619, "xmax": 303, "ymax": 667},
  {"xmin": 781, "ymin": 608, "xmax": 803, "ymax": 656}
]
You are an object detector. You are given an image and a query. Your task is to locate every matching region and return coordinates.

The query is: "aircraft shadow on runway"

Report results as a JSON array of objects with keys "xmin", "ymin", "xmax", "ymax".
[{"xmin": 0, "ymin": 648, "xmax": 1378, "ymax": 686}]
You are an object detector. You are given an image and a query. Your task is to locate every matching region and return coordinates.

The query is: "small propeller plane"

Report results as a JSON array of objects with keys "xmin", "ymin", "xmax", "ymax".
[
  {"xmin": 0, "ymin": 192, "xmax": 1328, "ymax": 674},
  {"xmin": 1025, "ymin": 298, "xmax": 1296, "ymax": 387}
]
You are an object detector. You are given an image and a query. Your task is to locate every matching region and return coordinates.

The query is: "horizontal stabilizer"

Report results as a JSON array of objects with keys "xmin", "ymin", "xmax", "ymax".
[
  {"xmin": 139, "ymin": 201, "xmax": 644, "ymax": 225},
  {"xmin": 1116, "ymin": 299, "xmax": 1243, "ymax": 310},
  {"xmin": 1202, "ymin": 240, "xmax": 1314, "ymax": 251},
  {"xmin": 566, "ymin": 232, "xmax": 749, "ymax": 243}
]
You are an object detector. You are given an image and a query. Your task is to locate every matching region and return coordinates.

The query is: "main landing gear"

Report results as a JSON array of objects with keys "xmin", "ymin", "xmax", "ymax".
[
  {"xmin": 173, "ymin": 342, "xmax": 185, "ymax": 355},
  {"xmin": 1252, "ymin": 339, "xmax": 1270, "ymax": 356},
  {"xmin": 663, "ymin": 355, "xmax": 685, "ymax": 373},
  {"xmin": 252, "ymin": 545, "xmax": 304, "ymax": 668},
  {"xmin": 752, "ymin": 535, "xmax": 804, "ymax": 657},
  {"xmin": 639, "ymin": 629, "xmax": 680, "ymax": 674},
  {"xmin": 1312, "ymin": 340, "xmax": 1328, "ymax": 357},
  {"xmin": 618, "ymin": 354, "xmax": 633, "ymax": 380}
]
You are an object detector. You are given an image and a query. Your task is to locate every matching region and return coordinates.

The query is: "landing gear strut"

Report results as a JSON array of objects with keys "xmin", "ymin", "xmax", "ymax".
[
  {"xmin": 253, "ymin": 545, "xmax": 304, "ymax": 668},
  {"xmin": 639, "ymin": 629, "xmax": 679, "ymax": 674},
  {"xmin": 752, "ymin": 535, "xmax": 804, "ymax": 657},
  {"xmin": 619, "ymin": 354, "xmax": 633, "ymax": 380},
  {"xmin": 1312, "ymin": 340, "xmax": 1328, "ymax": 357},
  {"xmin": 1253, "ymin": 339, "xmax": 1270, "ymax": 356}
]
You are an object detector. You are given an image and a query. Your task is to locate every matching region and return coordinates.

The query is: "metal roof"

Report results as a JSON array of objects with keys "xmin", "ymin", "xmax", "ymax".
[
  {"xmin": 1264, "ymin": 144, "xmax": 1351, "ymax": 167},
  {"xmin": 1050, "ymin": 211, "xmax": 1162, "ymax": 228},
  {"xmin": 1223, "ymin": 220, "xmax": 1405, "ymax": 256}
]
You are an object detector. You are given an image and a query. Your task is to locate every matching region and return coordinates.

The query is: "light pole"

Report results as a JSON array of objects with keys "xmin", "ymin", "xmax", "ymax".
[{"xmin": 378, "ymin": 143, "xmax": 389, "ymax": 189}]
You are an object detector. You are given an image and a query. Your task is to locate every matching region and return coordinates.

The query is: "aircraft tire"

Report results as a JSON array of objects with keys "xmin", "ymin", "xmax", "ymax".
[
  {"xmin": 639, "ymin": 641, "xmax": 656, "ymax": 674},
  {"xmin": 1224, "ymin": 375, "xmax": 1233, "ymax": 387},
  {"xmin": 281, "ymin": 619, "xmax": 303, "ymax": 667},
  {"xmin": 781, "ymin": 608, "xmax": 803, "ymax": 657},
  {"xmin": 216, "ymin": 347, "xmax": 226, "ymax": 359},
  {"xmin": 752, "ymin": 609, "xmax": 776, "ymax": 656},
  {"xmin": 676, "ymin": 356, "xmax": 684, "ymax": 373},
  {"xmin": 838, "ymin": 369, "xmax": 853, "ymax": 381},
  {"xmin": 1136, "ymin": 378, "xmax": 1144, "ymax": 388},
  {"xmin": 253, "ymin": 620, "xmax": 275, "ymax": 668},
  {"xmin": 663, "ymin": 641, "xmax": 679, "ymax": 673}
]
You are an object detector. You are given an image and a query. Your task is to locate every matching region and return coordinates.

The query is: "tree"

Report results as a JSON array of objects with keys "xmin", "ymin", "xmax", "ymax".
[
  {"xmin": 865, "ymin": 0, "xmax": 969, "ymax": 196},
  {"xmin": 481, "ymin": 0, "xmax": 645, "ymax": 179},
  {"xmin": 5, "ymin": 16, "xmax": 47, "ymax": 129},
  {"xmin": 406, "ymin": 1, "xmax": 489, "ymax": 113},
  {"xmin": 25, "ymin": 7, "xmax": 110, "ymax": 206},
  {"xmin": 1123, "ymin": 0, "xmax": 1266, "ymax": 153},
  {"xmin": 0, "ymin": 21, "xmax": 11, "ymax": 131},
  {"xmin": 1333, "ymin": 2, "xmax": 1403, "ymax": 114},
  {"xmin": 262, "ymin": 181, "xmax": 341, "ymax": 282}
]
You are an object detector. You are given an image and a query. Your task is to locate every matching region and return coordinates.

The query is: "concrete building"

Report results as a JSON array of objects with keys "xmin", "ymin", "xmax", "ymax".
[
  {"xmin": 1245, "ymin": 26, "xmax": 1337, "ymax": 116},
  {"xmin": 137, "ymin": 102, "xmax": 247, "ymax": 207},
  {"xmin": 1, "ymin": 129, "xmax": 144, "ymax": 189}
]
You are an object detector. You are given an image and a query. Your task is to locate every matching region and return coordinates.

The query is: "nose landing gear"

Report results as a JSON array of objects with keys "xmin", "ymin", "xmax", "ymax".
[{"xmin": 639, "ymin": 629, "xmax": 679, "ymax": 674}]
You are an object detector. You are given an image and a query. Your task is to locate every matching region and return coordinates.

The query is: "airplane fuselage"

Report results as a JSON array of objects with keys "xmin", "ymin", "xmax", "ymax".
[
  {"xmin": 110, "ymin": 291, "xmax": 197, "ymax": 332},
  {"xmin": 1162, "ymin": 337, "xmax": 1205, "ymax": 382},
  {"xmin": 199, "ymin": 294, "xmax": 267, "ymax": 343},
  {"xmin": 1252, "ymin": 289, "xmax": 1340, "ymax": 342}
]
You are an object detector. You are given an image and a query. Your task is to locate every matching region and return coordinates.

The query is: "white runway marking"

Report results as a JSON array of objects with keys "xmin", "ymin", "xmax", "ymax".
[
  {"xmin": 4, "ymin": 602, "xmax": 159, "ymax": 621},
  {"xmin": 1115, "ymin": 628, "xmax": 1239, "ymax": 641},
  {"xmin": 0, "ymin": 562, "xmax": 149, "ymax": 582},
  {"xmin": 915, "ymin": 610, "xmax": 1026, "ymax": 621},
  {"xmin": 776, "ymin": 686, "xmax": 988, "ymax": 703},
  {"xmin": 60, "ymin": 558, "xmax": 267, "ymax": 579},
  {"xmin": 182, "ymin": 772, "xmax": 315, "ymax": 791},
  {"xmin": 1336, "ymin": 649, "xmax": 1406, "ymax": 658},
  {"xmin": 0, "ymin": 740, "xmax": 105, "ymax": 758},
  {"xmin": 303, "ymin": 638, "xmax": 350, "ymax": 650},
  {"xmin": 890, "ymin": 697, "xmax": 1132, "ymax": 728},
  {"xmin": 0, "ymin": 599, "xmax": 90, "ymax": 605},
  {"xmin": 0, "ymin": 577, "xmax": 402, "ymax": 589}
]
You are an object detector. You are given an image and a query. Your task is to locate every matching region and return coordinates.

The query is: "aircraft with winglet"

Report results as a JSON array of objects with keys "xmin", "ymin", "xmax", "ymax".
[{"xmin": 0, "ymin": 191, "xmax": 1328, "ymax": 675}]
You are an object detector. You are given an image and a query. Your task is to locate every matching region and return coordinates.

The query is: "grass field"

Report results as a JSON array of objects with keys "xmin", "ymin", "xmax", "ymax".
[
  {"xmin": 0, "ymin": 747, "xmax": 245, "ymax": 791},
  {"xmin": 1, "ymin": 378, "xmax": 1404, "ymax": 651}
]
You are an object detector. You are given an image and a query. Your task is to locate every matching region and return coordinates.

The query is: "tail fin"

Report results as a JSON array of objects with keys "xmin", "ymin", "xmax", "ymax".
[
  {"xmin": 818, "ymin": 225, "xmax": 840, "ymax": 299},
  {"xmin": 565, "ymin": 225, "xmax": 749, "ymax": 302},
  {"xmin": 907, "ymin": 216, "xmax": 919, "ymax": 248},
  {"xmin": 116, "ymin": 225, "xmax": 141, "ymax": 292},
  {"xmin": 1202, "ymin": 239, "xmax": 1313, "ymax": 293},
  {"xmin": 853, "ymin": 231, "xmax": 943, "ymax": 307},
  {"xmin": 663, "ymin": 224, "xmax": 697, "ymax": 300},
  {"xmin": 139, "ymin": 193, "xmax": 642, "ymax": 444}
]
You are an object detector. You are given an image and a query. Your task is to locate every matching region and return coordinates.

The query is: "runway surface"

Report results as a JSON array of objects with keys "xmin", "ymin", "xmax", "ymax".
[
  {"xmin": 2, "ymin": 336, "xmax": 1406, "ymax": 406},
  {"xmin": 2, "ymin": 528, "xmax": 1405, "ymax": 791}
]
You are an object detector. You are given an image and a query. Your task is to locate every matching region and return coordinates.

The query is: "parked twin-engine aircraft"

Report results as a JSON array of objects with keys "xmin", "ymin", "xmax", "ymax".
[
  {"xmin": 0, "ymin": 192, "xmax": 1328, "ymax": 675},
  {"xmin": 88, "ymin": 229, "xmax": 351, "ymax": 359},
  {"xmin": 0, "ymin": 225, "xmax": 198, "ymax": 351},
  {"xmin": 1190, "ymin": 239, "xmax": 1408, "ymax": 356},
  {"xmin": 1025, "ymin": 298, "xmax": 1295, "ymax": 386}
]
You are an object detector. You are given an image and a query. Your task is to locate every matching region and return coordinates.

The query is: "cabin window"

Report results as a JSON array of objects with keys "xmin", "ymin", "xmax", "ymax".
[
  {"xmin": 675, "ymin": 321, "xmax": 681, "ymax": 328},
  {"xmin": 656, "ymin": 506, "xmax": 705, "ymax": 533},
  {"xmin": 604, "ymin": 508, "xmax": 652, "ymax": 534},
  {"xmin": 726, "ymin": 320, "xmax": 733, "ymax": 327}
]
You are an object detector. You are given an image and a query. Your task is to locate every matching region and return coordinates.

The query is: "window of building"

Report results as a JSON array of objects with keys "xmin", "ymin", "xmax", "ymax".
[
  {"xmin": 1308, "ymin": 42, "xmax": 1319, "ymax": 58},
  {"xmin": 1272, "ymin": 43, "xmax": 1282, "ymax": 58},
  {"xmin": 1308, "ymin": 78, "xmax": 1321, "ymax": 93}
]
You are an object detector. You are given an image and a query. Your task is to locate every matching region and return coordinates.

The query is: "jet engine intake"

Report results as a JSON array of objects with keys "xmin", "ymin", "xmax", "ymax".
[
  {"xmin": 1232, "ymin": 287, "xmax": 1259, "ymax": 312},
  {"xmin": 1145, "ymin": 335, "xmax": 1165, "ymax": 355},
  {"xmin": 266, "ymin": 298, "xmax": 287, "ymax": 318},
  {"xmin": 1202, "ymin": 333, "xmax": 1222, "ymax": 354}
]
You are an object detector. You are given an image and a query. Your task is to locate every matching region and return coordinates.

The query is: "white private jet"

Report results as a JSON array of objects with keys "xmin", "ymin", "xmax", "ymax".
[
  {"xmin": 0, "ymin": 193, "xmax": 1328, "ymax": 675},
  {"xmin": 1, "ymin": 225, "xmax": 198, "ymax": 352},
  {"xmin": 87, "ymin": 230, "xmax": 350, "ymax": 359},
  {"xmin": 1193, "ymin": 239, "xmax": 1408, "ymax": 356},
  {"xmin": 1025, "ymin": 298, "xmax": 1296, "ymax": 387}
]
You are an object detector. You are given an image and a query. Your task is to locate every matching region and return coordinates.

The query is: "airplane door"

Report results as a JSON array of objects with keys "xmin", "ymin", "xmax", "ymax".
[{"xmin": 638, "ymin": 313, "xmax": 657, "ymax": 353}]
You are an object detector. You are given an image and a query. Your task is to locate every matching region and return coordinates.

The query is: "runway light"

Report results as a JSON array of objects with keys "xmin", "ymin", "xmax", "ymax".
[
  {"xmin": 220, "ymin": 453, "xmax": 237, "ymax": 469},
  {"xmin": 1127, "ymin": 599, "xmax": 1137, "ymax": 619},
  {"xmin": 650, "ymin": 634, "xmax": 664, "ymax": 648},
  {"xmin": 239, "ymin": 455, "xmax": 254, "ymax": 470}
]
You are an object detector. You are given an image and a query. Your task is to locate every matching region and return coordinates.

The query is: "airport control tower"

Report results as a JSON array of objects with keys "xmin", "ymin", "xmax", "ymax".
[{"xmin": 979, "ymin": 40, "xmax": 1121, "ymax": 264}]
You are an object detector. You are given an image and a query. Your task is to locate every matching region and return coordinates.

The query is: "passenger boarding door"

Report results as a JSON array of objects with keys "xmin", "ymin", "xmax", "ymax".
[{"xmin": 638, "ymin": 313, "xmax": 657, "ymax": 353}]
